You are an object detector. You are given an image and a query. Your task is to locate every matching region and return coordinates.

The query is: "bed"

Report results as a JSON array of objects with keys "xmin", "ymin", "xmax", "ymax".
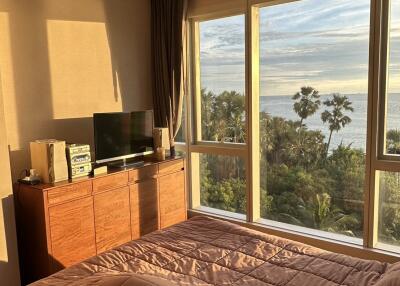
[{"xmin": 30, "ymin": 216, "xmax": 400, "ymax": 286}]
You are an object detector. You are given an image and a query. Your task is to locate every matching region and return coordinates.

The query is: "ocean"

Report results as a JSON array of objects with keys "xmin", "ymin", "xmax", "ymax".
[{"xmin": 260, "ymin": 94, "xmax": 400, "ymax": 151}]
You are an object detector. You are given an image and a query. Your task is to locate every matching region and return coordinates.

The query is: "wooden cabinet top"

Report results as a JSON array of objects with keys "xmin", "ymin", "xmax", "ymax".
[{"xmin": 28, "ymin": 156, "xmax": 184, "ymax": 192}]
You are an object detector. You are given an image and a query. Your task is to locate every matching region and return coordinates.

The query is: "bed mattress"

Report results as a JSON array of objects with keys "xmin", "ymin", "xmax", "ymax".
[{"xmin": 30, "ymin": 216, "xmax": 400, "ymax": 286}]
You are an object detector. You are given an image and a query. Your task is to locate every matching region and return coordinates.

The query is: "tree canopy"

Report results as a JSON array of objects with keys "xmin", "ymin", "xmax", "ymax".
[{"xmin": 198, "ymin": 87, "xmax": 400, "ymax": 246}]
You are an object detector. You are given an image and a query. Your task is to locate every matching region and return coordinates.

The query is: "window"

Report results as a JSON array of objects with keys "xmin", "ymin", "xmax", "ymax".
[
  {"xmin": 384, "ymin": 0, "xmax": 400, "ymax": 155},
  {"xmin": 190, "ymin": 14, "xmax": 247, "ymax": 218},
  {"xmin": 258, "ymin": 0, "xmax": 370, "ymax": 239},
  {"xmin": 377, "ymin": 171, "xmax": 400, "ymax": 250},
  {"xmin": 375, "ymin": 0, "xmax": 400, "ymax": 253},
  {"xmin": 194, "ymin": 153, "xmax": 246, "ymax": 217},
  {"xmin": 197, "ymin": 15, "xmax": 246, "ymax": 143},
  {"xmin": 187, "ymin": 0, "xmax": 400, "ymax": 257}
]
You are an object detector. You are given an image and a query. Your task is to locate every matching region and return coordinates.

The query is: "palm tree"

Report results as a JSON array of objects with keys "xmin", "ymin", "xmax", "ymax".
[
  {"xmin": 201, "ymin": 89, "xmax": 215, "ymax": 141},
  {"xmin": 313, "ymin": 193, "xmax": 331, "ymax": 229},
  {"xmin": 321, "ymin": 94, "xmax": 354, "ymax": 154},
  {"xmin": 292, "ymin": 86, "xmax": 321, "ymax": 127}
]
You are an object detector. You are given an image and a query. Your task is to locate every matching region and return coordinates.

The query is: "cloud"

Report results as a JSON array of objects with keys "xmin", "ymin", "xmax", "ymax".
[{"xmin": 199, "ymin": 0, "xmax": 400, "ymax": 96}]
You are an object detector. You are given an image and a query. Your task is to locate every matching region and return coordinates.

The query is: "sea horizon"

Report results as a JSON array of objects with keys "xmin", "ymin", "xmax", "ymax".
[{"xmin": 260, "ymin": 93, "xmax": 400, "ymax": 151}]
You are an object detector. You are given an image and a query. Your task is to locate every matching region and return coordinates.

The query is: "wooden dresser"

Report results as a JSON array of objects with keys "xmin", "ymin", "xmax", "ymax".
[{"xmin": 15, "ymin": 157, "xmax": 186, "ymax": 285}]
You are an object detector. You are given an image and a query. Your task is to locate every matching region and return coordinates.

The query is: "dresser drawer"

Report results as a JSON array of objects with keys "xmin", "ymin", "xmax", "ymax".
[
  {"xmin": 47, "ymin": 181, "xmax": 92, "ymax": 205},
  {"xmin": 158, "ymin": 159, "xmax": 184, "ymax": 176},
  {"xmin": 92, "ymin": 172, "xmax": 128, "ymax": 193},
  {"xmin": 129, "ymin": 165, "xmax": 158, "ymax": 182}
]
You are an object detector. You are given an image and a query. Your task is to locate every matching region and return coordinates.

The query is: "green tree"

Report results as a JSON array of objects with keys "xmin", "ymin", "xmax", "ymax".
[
  {"xmin": 310, "ymin": 192, "xmax": 356, "ymax": 234},
  {"xmin": 386, "ymin": 129, "xmax": 400, "ymax": 155},
  {"xmin": 326, "ymin": 145, "xmax": 365, "ymax": 219},
  {"xmin": 378, "ymin": 172, "xmax": 400, "ymax": 245},
  {"xmin": 198, "ymin": 88, "xmax": 373, "ymax": 240},
  {"xmin": 313, "ymin": 193, "xmax": 331, "ymax": 229},
  {"xmin": 292, "ymin": 86, "xmax": 321, "ymax": 126},
  {"xmin": 212, "ymin": 91, "xmax": 245, "ymax": 143},
  {"xmin": 321, "ymin": 94, "xmax": 354, "ymax": 153},
  {"xmin": 200, "ymin": 89, "xmax": 216, "ymax": 141}
]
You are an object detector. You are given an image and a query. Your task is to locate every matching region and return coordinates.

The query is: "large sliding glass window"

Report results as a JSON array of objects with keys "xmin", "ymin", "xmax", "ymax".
[
  {"xmin": 188, "ymin": 0, "xmax": 400, "ymax": 256},
  {"xmin": 198, "ymin": 15, "xmax": 246, "ymax": 143},
  {"xmin": 191, "ymin": 14, "xmax": 247, "ymax": 218},
  {"xmin": 258, "ymin": 0, "xmax": 370, "ymax": 239},
  {"xmin": 376, "ymin": 0, "xmax": 400, "ymax": 252},
  {"xmin": 384, "ymin": 0, "xmax": 400, "ymax": 155}
]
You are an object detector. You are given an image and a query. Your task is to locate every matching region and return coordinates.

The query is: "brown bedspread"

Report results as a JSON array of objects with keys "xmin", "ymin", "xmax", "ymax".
[{"xmin": 30, "ymin": 216, "xmax": 400, "ymax": 286}]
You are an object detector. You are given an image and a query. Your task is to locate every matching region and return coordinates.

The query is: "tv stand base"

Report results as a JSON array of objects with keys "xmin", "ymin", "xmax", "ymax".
[{"xmin": 108, "ymin": 159, "xmax": 145, "ymax": 169}]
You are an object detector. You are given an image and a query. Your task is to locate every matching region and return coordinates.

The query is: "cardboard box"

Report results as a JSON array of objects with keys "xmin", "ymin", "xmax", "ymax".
[{"xmin": 30, "ymin": 140, "xmax": 68, "ymax": 183}]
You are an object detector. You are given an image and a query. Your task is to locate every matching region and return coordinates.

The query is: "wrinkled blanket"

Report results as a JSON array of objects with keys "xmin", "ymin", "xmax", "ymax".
[{"xmin": 30, "ymin": 216, "xmax": 400, "ymax": 286}]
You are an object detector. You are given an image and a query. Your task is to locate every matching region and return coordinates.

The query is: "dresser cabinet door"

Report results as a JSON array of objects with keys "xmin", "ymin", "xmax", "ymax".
[
  {"xmin": 130, "ymin": 179, "xmax": 159, "ymax": 239},
  {"xmin": 159, "ymin": 171, "xmax": 186, "ymax": 228},
  {"xmin": 93, "ymin": 186, "xmax": 132, "ymax": 253},
  {"xmin": 48, "ymin": 197, "xmax": 96, "ymax": 269}
]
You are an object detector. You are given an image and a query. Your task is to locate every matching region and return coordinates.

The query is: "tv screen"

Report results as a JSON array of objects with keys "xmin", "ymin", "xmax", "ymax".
[{"xmin": 93, "ymin": 111, "xmax": 154, "ymax": 163}]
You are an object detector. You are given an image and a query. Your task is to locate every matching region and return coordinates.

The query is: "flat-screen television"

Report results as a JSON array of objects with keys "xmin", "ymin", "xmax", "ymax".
[{"xmin": 93, "ymin": 111, "xmax": 154, "ymax": 164}]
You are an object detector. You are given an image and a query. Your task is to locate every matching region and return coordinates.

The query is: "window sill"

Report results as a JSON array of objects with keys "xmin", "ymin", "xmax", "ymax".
[
  {"xmin": 256, "ymin": 218, "xmax": 363, "ymax": 246},
  {"xmin": 376, "ymin": 242, "xmax": 400, "ymax": 255},
  {"xmin": 188, "ymin": 209, "xmax": 400, "ymax": 263},
  {"xmin": 193, "ymin": 206, "xmax": 246, "ymax": 221}
]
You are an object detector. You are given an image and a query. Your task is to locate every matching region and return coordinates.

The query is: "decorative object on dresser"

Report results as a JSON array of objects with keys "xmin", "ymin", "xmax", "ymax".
[
  {"xmin": 30, "ymin": 140, "xmax": 68, "ymax": 183},
  {"xmin": 18, "ymin": 169, "xmax": 41, "ymax": 185},
  {"xmin": 153, "ymin": 127, "xmax": 169, "ymax": 160},
  {"xmin": 92, "ymin": 165, "xmax": 108, "ymax": 176},
  {"xmin": 66, "ymin": 143, "xmax": 92, "ymax": 178},
  {"xmin": 153, "ymin": 128, "xmax": 170, "ymax": 151},
  {"xmin": 14, "ymin": 157, "xmax": 186, "ymax": 285}
]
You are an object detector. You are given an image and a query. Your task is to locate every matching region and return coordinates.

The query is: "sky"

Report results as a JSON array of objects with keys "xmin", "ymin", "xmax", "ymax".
[{"xmin": 199, "ymin": 0, "xmax": 400, "ymax": 97}]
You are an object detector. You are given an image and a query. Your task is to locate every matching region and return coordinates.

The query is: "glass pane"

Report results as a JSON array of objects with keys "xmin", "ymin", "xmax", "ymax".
[
  {"xmin": 199, "ymin": 15, "xmax": 246, "ymax": 143},
  {"xmin": 378, "ymin": 171, "xmax": 400, "ymax": 249},
  {"xmin": 259, "ymin": 0, "xmax": 370, "ymax": 239},
  {"xmin": 197, "ymin": 153, "xmax": 246, "ymax": 216},
  {"xmin": 175, "ymin": 100, "xmax": 186, "ymax": 143},
  {"xmin": 385, "ymin": 0, "xmax": 400, "ymax": 155},
  {"xmin": 175, "ymin": 148, "xmax": 186, "ymax": 158}
]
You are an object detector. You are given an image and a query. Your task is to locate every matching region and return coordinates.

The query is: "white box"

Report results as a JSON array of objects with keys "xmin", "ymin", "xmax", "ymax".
[{"xmin": 30, "ymin": 140, "xmax": 68, "ymax": 183}]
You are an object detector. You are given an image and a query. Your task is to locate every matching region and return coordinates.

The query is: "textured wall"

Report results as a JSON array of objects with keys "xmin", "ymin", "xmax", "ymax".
[
  {"xmin": 0, "ymin": 0, "xmax": 152, "ymax": 181},
  {"xmin": 0, "ymin": 1, "xmax": 152, "ymax": 284}
]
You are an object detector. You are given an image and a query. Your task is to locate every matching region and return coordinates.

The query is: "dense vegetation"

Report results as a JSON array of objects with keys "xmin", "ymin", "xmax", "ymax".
[{"xmin": 199, "ymin": 87, "xmax": 400, "ymax": 245}]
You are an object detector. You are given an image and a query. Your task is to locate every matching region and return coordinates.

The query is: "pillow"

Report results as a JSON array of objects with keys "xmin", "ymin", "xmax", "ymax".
[{"xmin": 374, "ymin": 262, "xmax": 400, "ymax": 286}]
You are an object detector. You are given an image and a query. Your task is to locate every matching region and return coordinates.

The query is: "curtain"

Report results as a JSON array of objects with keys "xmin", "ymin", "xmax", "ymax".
[{"xmin": 151, "ymin": 0, "xmax": 188, "ymax": 156}]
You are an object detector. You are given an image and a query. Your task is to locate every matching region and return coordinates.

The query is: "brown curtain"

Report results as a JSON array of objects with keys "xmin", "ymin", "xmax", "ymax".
[{"xmin": 151, "ymin": 0, "xmax": 188, "ymax": 156}]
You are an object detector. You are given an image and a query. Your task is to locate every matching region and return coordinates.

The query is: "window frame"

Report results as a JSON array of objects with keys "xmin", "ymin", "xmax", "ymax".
[
  {"xmin": 369, "ymin": 0, "xmax": 400, "ymax": 253},
  {"xmin": 191, "ymin": 12, "xmax": 248, "ymax": 148},
  {"xmin": 187, "ymin": 11, "xmax": 250, "ymax": 219},
  {"xmin": 184, "ymin": 0, "xmax": 400, "ymax": 259}
]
